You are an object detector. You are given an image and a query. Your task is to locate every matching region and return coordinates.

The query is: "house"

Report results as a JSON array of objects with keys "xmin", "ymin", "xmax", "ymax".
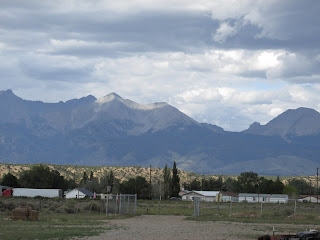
[
  {"xmin": 181, "ymin": 191, "xmax": 220, "ymax": 202},
  {"xmin": 178, "ymin": 189, "xmax": 190, "ymax": 197},
  {"xmin": 299, "ymin": 195, "xmax": 320, "ymax": 203},
  {"xmin": 221, "ymin": 192, "xmax": 238, "ymax": 202},
  {"xmin": 65, "ymin": 188, "xmax": 94, "ymax": 199},
  {"xmin": 238, "ymin": 193, "xmax": 288, "ymax": 203}
]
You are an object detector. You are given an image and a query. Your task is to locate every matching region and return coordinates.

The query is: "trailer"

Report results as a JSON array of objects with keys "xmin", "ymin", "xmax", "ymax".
[{"xmin": 1, "ymin": 188, "xmax": 62, "ymax": 198}]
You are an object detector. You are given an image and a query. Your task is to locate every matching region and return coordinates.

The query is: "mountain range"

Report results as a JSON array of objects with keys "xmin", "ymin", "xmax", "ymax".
[{"xmin": 1, "ymin": 89, "xmax": 320, "ymax": 176}]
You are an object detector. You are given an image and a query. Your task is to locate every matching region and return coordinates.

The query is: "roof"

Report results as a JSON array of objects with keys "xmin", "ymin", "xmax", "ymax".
[
  {"xmin": 0, "ymin": 185, "xmax": 13, "ymax": 189},
  {"xmin": 239, "ymin": 193, "xmax": 288, "ymax": 198},
  {"xmin": 299, "ymin": 195, "xmax": 320, "ymax": 200},
  {"xmin": 67, "ymin": 188, "xmax": 94, "ymax": 197},
  {"xmin": 191, "ymin": 191, "xmax": 220, "ymax": 197},
  {"xmin": 77, "ymin": 188, "xmax": 94, "ymax": 197},
  {"xmin": 221, "ymin": 191, "xmax": 238, "ymax": 197}
]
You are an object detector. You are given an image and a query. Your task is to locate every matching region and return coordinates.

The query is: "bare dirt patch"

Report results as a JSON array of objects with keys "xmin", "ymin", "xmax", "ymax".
[{"xmin": 79, "ymin": 215, "xmax": 310, "ymax": 240}]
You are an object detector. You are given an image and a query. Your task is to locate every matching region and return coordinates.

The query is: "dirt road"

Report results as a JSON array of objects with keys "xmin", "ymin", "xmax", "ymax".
[{"xmin": 81, "ymin": 215, "xmax": 304, "ymax": 240}]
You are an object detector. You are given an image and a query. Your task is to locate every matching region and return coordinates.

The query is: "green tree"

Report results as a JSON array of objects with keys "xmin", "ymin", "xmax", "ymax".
[
  {"xmin": 163, "ymin": 164, "xmax": 171, "ymax": 199},
  {"xmin": 80, "ymin": 172, "xmax": 88, "ymax": 186},
  {"xmin": 1, "ymin": 173, "xmax": 20, "ymax": 187},
  {"xmin": 90, "ymin": 171, "xmax": 94, "ymax": 181},
  {"xmin": 234, "ymin": 171, "xmax": 260, "ymax": 193},
  {"xmin": 171, "ymin": 161, "xmax": 180, "ymax": 197},
  {"xmin": 100, "ymin": 170, "xmax": 115, "ymax": 193},
  {"xmin": 120, "ymin": 176, "xmax": 150, "ymax": 199},
  {"xmin": 287, "ymin": 178, "xmax": 314, "ymax": 195},
  {"xmin": 19, "ymin": 165, "xmax": 69, "ymax": 190},
  {"xmin": 272, "ymin": 176, "xmax": 285, "ymax": 194},
  {"xmin": 283, "ymin": 185, "xmax": 299, "ymax": 198}
]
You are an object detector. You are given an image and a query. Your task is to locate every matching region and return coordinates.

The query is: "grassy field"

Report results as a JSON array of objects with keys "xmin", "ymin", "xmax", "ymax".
[
  {"xmin": 0, "ymin": 213, "xmax": 110, "ymax": 240},
  {"xmin": 138, "ymin": 200, "xmax": 320, "ymax": 225},
  {"xmin": 1, "ymin": 198, "xmax": 320, "ymax": 239}
]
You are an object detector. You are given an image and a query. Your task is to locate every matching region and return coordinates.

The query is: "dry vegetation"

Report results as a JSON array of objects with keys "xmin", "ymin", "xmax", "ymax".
[
  {"xmin": 0, "ymin": 163, "xmax": 228, "ymax": 184},
  {"xmin": 0, "ymin": 163, "xmax": 318, "ymax": 187}
]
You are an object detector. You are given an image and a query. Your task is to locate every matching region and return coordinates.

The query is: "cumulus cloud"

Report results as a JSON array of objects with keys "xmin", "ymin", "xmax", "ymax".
[
  {"xmin": 212, "ymin": 21, "xmax": 238, "ymax": 43},
  {"xmin": 1, "ymin": 0, "xmax": 320, "ymax": 131}
]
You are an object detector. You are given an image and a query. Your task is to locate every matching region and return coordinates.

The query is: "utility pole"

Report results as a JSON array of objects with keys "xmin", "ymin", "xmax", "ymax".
[
  {"xmin": 149, "ymin": 165, "xmax": 152, "ymax": 200},
  {"xmin": 317, "ymin": 168, "xmax": 319, "ymax": 203}
]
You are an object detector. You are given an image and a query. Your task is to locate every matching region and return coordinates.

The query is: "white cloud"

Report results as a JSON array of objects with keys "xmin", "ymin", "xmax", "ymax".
[
  {"xmin": 212, "ymin": 21, "xmax": 238, "ymax": 43},
  {"xmin": 1, "ymin": 0, "xmax": 320, "ymax": 132}
]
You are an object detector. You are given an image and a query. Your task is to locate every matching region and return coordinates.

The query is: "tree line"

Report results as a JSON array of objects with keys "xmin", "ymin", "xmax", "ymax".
[
  {"xmin": 182, "ymin": 171, "xmax": 317, "ymax": 198},
  {"xmin": 1, "ymin": 166, "xmax": 315, "ymax": 199},
  {"xmin": 0, "ymin": 162, "xmax": 181, "ymax": 199}
]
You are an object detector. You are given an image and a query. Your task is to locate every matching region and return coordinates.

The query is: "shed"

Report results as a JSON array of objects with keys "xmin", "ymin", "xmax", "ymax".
[
  {"xmin": 65, "ymin": 188, "xmax": 94, "ymax": 199},
  {"xmin": 181, "ymin": 191, "xmax": 220, "ymax": 202}
]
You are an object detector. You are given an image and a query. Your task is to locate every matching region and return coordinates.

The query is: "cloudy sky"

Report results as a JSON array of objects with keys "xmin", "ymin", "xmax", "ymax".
[{"xmin": 1, "ymin": 0, "xmax": 320, "ymax": 131}]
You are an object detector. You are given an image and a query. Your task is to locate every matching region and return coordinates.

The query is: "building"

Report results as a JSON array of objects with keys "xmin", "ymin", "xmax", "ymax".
[
  {"xmin": 181, "ymin": 191, "xmax": 220, "ymax": 202},
  {"xmin": 65, "ymin": 188, "xmax": 94, "ymax": 199},
  {"xmin": 178, "ymin": 189, "xmax": 190, "ymax": 197},
  {"xmin": 238, "ymin": 193, "xmax": 288, "ymax": 203},
  {"xmin": 299, "ymin": 195, "xmax": 320, "ymax": 203},
  {"xmin": 221, "ymin": 192, "xmax": 238, "ymax": 202}
]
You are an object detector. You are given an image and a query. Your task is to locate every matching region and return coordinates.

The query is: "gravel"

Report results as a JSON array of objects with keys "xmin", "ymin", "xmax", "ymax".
[{"xmin": 79, "ymin": 215, "xmax": 295, "ymax": 240}]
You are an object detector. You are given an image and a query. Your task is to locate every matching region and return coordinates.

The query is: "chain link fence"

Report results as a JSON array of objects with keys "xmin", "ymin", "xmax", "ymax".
[{"xmin": 105, "ymin": 194, "xmax": 137, "ymax": 217}]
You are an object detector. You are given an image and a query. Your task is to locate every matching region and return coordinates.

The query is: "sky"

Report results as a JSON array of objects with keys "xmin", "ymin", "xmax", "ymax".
[{"xmin": 1, "ymin": 0, "xmax": 320, "ymax": 131}]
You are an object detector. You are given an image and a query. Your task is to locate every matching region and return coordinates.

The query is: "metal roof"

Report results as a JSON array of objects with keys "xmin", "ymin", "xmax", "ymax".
[
  {"xmin": 75, "ymin": 188, "xmax": 94, "ymax": 197},
  {"xmin": 238, "ymin": 193, "xmax": 288, "ymax": 198},
  {"xmin": 192, "ymin": 191, "xmax": 220, "ymax": 197}
]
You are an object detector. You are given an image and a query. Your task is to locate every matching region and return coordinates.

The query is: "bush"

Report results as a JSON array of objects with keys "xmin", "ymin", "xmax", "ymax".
[
  {"xmin": 84, "ymin": 201, "xmax": 100, "ymax": 212},
  {"xmin": 65, "ymin": 206, "xmax": 77, "ymax": 214}
]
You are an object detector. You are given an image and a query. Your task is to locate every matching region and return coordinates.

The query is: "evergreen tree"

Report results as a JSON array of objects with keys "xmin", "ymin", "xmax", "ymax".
[
  {"xmin": 80, "ymin": 172, "xmax": 88, "ymax": 186},
  {"xmin": 90, "ymin": 171, "xmax": 94, "ymax": 181},
  {"xmin": 171, "ymin": 161, "xmax": 180, "ymax": 197},
  {"xmin": 163, "ymin": 164, "xmax": 171, "ymax": 199},
  {"xmin": 1, "ymin": 172, "xmax": 19, "ymax": 188}
]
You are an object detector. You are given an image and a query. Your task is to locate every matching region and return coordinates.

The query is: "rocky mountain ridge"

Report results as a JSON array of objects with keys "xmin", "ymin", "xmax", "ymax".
[{"xmin": 1, "ymin": 89, "xmax": 320, "ymax": 176}]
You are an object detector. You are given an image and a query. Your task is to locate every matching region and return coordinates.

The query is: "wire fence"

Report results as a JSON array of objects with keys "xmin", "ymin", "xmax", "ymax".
[
  {"xmin": 194, "ymin": 199, "xmax": 320, "ymax": 218},
  {"xmin": 105, "ymin": 194, "xmax": 137, "ymax": 217}
]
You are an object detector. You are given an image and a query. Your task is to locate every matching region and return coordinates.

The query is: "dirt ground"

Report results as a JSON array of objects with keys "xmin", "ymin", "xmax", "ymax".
[{"xmin": 81, "ymin": 215, "xmax": 316, "ymax": 240}]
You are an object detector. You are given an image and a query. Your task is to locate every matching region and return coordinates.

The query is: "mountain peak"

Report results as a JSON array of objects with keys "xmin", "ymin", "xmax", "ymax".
[
  {"xmin": 96, "ymin": 92, "xmax": 123, "ymax": 104},
  {"xmin": 0, "ymin": 89, "xmax": 16, "ymax": 96},
  {"xmin": 244, "ymin": 107, "xmax": 320, "ymax": 136}
]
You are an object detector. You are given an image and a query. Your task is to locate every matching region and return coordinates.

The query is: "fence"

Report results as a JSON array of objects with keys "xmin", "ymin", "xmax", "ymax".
[
  {"xmin": 194, "ymin": 199, "xmax": 320, "ymax": 218},
  {"xmin": 105, "ymin": 194, "xmax": 137, "ymax": 217}
]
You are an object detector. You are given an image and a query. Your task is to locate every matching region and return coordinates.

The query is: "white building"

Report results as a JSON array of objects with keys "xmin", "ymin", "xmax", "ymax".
[
  {"xmin": 181, "ymin": 191, "xmax": 220, "ymax": 202},
  {"xmin": 299, "ymin": 195, "xmax": 320, "ymax": 203},
  {"xmin": 221, "ymin": 192, "xmax": 239, "ymax": 202},
  {"xmin": 238, "ymin": 193, "xmax": 288, "ymax": 203},
  {"xmin": 65, "ymin": 188, "xmax": 94, "ymax": 199}
]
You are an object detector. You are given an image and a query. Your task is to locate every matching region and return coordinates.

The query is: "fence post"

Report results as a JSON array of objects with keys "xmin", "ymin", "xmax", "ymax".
[
  {"xmin": 194, "ymin": 197, "xmax": 200, "ymax": 217},
  {"xmin": 134, "ymin": 194, "xmax": 137, "ymax": 215},
  {"xmin": 106, "ymin": 195, "xmax": 109, "ymax": 217},
  {"xmin": 294, "ymin": 200, "xmax": 297, "ymax": 215},
  {"xmin": 260, "ymin": 202, "xmax": 263, "ymax": 216},
  {"xmin": 119, "ymin": 193, "xmax": 122, "ymax": 214},
  {"xmin": 230, "ymin": 201, "xmax": 232, "ymax": 215}
]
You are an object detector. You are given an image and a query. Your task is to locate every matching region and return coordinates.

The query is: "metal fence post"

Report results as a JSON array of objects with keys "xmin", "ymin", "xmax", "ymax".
[
  {"xmin": 134, "ymin": 194, "xmax": 137, "ymax": 215},
  {"xmin": 194, "ymin": 197, "xmax": 200, "ymax": 217}
]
